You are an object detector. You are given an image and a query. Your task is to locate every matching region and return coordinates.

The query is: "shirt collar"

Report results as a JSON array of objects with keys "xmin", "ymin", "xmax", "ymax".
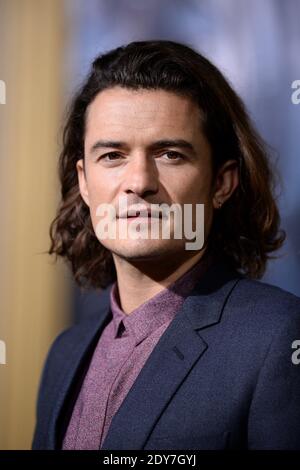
[{"xmin": 109, "ymin": 250, "xmax": 214, "ymax": 345}]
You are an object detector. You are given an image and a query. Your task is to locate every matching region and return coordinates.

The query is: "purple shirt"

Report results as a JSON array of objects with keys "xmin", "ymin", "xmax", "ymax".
[{"xmin": 62, "ymin": 251, "xmax": 213, "ymax": 450}]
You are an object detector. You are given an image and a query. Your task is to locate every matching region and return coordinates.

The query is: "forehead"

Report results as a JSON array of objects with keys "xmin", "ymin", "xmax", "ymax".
[{"xmin": 84, "ymin": 87, "xmax": 203, "ymax": 143}]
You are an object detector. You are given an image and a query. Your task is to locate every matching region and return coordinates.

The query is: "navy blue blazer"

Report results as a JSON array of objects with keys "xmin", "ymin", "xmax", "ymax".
[{"xmin": 32, "ymin": 256, "xmax": 300, "ymax": 450}]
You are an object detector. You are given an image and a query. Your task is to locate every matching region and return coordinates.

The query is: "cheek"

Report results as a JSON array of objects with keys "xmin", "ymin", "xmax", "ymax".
[
  {"xmin": 85, "ymin": 171, "xmax": 120, "ymax": 232},
  {"xmin": 86, "ymin": 170, "xmax": 112, "ymax": 203},
  {"xmin": 170, "ymin": 167, "xmax": 212, "ymax": 204}
]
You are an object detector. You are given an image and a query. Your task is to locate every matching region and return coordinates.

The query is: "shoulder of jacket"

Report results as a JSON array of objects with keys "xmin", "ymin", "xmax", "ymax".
[
  {"xmin": 227, "ymin": 276, "xmax": 300, "ymax": 330},
  {"xmin": 45, "ymin": 284, "xmax": 112, "ymax": 362}
]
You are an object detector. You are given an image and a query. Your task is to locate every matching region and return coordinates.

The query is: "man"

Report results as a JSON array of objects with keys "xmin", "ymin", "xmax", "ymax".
[{"xmin": 32, "ymin": 40, "xmax": 300, "ymax": 450}]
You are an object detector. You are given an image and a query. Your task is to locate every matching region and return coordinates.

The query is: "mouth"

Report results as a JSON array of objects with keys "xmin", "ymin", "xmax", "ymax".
[
  {"xmin": 118, "ymin": 210, "xmax": 163, "ymax": 219},
  {"xmin": 128, "ymin": 211, "xmax": 160, "ymax": 218},
  {"xmin": 122, "ymin": 214, "xmax": 162, "ymax": 223}
]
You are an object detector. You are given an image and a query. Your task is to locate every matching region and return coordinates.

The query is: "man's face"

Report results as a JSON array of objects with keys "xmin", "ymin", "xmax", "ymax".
[{"xmin": 77, "ymin": 86, "xmax": 218, "ymax": 263}]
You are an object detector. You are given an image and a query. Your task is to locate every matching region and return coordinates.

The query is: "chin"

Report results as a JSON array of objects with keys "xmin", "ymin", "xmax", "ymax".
[{"xmin": 104, "ymin": 239, "xmax": 184, "ymax": 261}]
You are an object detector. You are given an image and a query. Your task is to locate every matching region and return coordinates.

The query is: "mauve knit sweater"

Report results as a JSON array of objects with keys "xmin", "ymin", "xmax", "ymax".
[{"xmin": 62, "ymin": 252, "xmax": 213, "ymax": 449}]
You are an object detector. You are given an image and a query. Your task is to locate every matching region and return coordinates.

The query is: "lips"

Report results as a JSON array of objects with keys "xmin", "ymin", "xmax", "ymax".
[
  {"xmin": 128, "ymin": 211, "xmax": 154, "ymax": 217},
  {"xmin": 118, "ymin": 208, "xmax": 162, "ymax": 219}
]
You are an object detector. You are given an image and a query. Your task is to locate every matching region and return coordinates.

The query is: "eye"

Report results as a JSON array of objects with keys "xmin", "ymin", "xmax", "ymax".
[
  {"xmin": 161, "ymin": 151, "xmax": 184, "ymax": 161},
  {"xmin": 97, "ymin": 152, "xmax": 122, "ymax": 162}
]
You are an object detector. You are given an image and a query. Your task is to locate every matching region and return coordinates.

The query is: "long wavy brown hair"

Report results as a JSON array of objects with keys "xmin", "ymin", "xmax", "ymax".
[{"xmin": 49, "ymin": 40, "xmax": 285, "ymax": 290}]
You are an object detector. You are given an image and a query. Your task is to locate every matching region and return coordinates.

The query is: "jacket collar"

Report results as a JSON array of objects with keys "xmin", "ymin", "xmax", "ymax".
[{"xmin": 48, "ymin": 255, "xmax": 243, "ymax": 449}]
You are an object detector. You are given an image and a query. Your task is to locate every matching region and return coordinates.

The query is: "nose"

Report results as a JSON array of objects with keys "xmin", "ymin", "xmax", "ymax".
[{"xmin": 122, "ymin": 154, "xmax": 159, "ymax": 197}]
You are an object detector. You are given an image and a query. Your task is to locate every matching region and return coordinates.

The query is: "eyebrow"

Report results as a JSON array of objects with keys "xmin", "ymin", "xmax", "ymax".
[{"xmin": 89, "ymin": 139, "xmax": 196, "ymax": 155}]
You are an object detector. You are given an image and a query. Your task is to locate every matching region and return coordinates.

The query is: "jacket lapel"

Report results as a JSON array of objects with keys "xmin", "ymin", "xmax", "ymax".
[
  {"xmin": 47, "ymin": 287, "xmax": 113, "ymax": 449},
  {"xmin": 101, "ymin": 257, "xmax": 242, "ymax": 450}
]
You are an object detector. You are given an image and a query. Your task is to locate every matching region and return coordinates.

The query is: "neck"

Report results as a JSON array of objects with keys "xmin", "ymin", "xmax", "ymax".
[{"xmin": 112, "ymin": 248, "xmax": 208, "ymax": 314}]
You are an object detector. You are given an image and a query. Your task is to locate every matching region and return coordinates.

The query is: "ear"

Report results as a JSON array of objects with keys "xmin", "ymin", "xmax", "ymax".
[
  {"xmin": 212, "ymin": 159, "xmax": 239, "ymax": 209},
  {"xmin": 76, "ymin": 159, "xmax": 90, "ymax": 207}
]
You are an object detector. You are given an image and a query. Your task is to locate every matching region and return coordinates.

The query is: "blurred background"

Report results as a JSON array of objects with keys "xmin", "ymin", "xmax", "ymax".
[{"xmin": 0, "ymin": 0, "xmax": 299, "ymax": 449}]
